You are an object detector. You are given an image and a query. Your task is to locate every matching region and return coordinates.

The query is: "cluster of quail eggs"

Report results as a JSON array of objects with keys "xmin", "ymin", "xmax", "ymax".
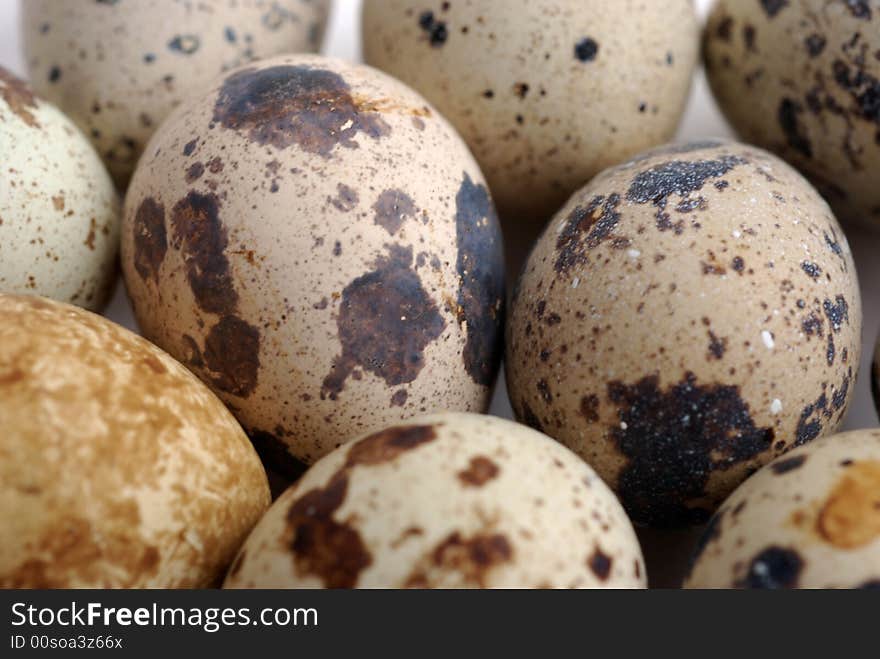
[{"xmin": 1, "ymin": 0, "xmax": 878, "ymax": 590}]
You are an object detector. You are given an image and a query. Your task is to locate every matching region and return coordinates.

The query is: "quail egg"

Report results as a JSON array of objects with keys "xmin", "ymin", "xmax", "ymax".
[
  {"xmin": 362, "ymin": 0, "xmax": 699, "ymax": 259},
  {"xmin": 506, "ymin": 139, "xmax": 861, "ymax": 527},
  {"xmin": 704, "ymin": 0, "xmax": 880, "ymax": 226},
  {"xmin": 685, "ymin": 429, "xmax": 880, "ymax": 589},
  {"xmin": 22, "ymin": 0, "xmax": 330, "ymax": 187},
  {"xmin": 0, "ymin": 294, "xmax": 270, "ymax": 588},
  {"xmin": 121, "ymin": 55, "xmax": 505, "ymax": 473},
  {"xmin": 224, "ymin": 413, "xmax": 646, "ymax": 589}
]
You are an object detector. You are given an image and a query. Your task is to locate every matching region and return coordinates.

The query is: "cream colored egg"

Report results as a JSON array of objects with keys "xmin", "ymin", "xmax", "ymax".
[
  {"xmin": 704, "ymin": 0, "xmax": 880, "ymax": 226},
  {"xmin": 224, "ymin": 413, "xmax": 645, "ymax": 589},
  {"xmin": 121, "ymin": 55, "xmax": 505, "ymax": 473},
  {"xmin": 22, "ymin": 0, "xmax": 330, "ymax": 187},
  {"xmin": 685, "ymin": 429, "xmax": 880, "ymax": 589},
  {"xmin": 0, "ymin": 294, "xmax": 270, "ymax": 588},
  {"xmin": 506, "ymin": 139, "xmax": 861, "ymax": 528},
  {"xmin": 0, "ymin": 67, "xmax": 119, "ymax": 311},
  {"xmin": 362, "ymin": 0, "xmax": 698, "ymax": 262}
]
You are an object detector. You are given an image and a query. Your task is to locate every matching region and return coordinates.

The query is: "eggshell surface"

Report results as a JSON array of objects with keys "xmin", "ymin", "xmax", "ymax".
[
  {"xmin": 121, "ymin": 55, "xmax": 505, "ymax": 471},
  {"xmin": 685, "ymin": 429, "xmax": 880, "ymax": 589},
  {"xmin": 0, "ymin": 294, "xmax": 270, "ymax": 588},
  {"xmin": 505, "ymin": 139, "xmax": 861, "ymax": 528},
  {"xmin": 22, "ymin": 0, "xmax": 330, "ymax": 187},
  {"xmin": 0, "ymin": 67, "xmax": 119, "ymax": 311},
  {"xmin": 362, "ymin": 0, "xmax": 699, "ymax": 227},
  {"xmin": 704, "ymin": 0, "xmax": 880, "ymax": 226},
  {"xmin": 224, "ymin": 413, "xmax": 646, "ymax": 589}
]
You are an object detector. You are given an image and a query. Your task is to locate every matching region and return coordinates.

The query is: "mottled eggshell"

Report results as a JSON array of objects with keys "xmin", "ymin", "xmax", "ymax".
[
  {"xmin": 224, "ymin": 413, "xmax": 646, "ymax": 589},
  {"xmin": 121, "ymin": 55, "xmax": 505, "ymax": 472},
  {"xmin": 0, "ymin": 67, "xmax": 119, "ymax": 311},
  {"xmin": 704, "ymin": 0, "xmax": 880, "ymax": 226},
  {"xmin": 685, "ymin": 429, "xmax": 880, "ymax": 589},
  {"xmin": 362, "ymin": 0, "xmax": 698, "ymax": 228},
  {"xmin": 0, "ymin": 294, "xmax": 270, "ymax": 588},
  {"xmin": 22, "ymin": 0, "xmax": 330, "ymax": 187},
  {"xmin": 506, "ymin": 139, "xmax": 861, "ymax": 528}
]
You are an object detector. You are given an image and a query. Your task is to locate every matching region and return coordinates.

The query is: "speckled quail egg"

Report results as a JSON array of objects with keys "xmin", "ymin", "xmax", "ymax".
[
  {"xmin": 704, "ymin": 0, "xmax": 880, "ymax": 227},
  {"xmin": 121, "ymin": 55, "xmax": 505, "ymax": 473},
  {"xmin": 223, "ymin": 413, "xmax": 646, "ymax": 589},
  {"xmin": 362, "ymin": 0, "xmax": 698, "ymax": 259},
  {"xmin": 685, "ymin": 429, "xmax": 880, "ymax": 589},
  {"xmin": 22, "ymin": 0, "xmax": 330, "ymax": 187},
  {"xmin": 0, "ymin": 294, "xmax": 270, "ymax": 588},
  {"xmin": 0, "ymin": 67, "xmax": 119, "ymax": 311},
  {"xmin": 505, "ymin": 139, "xmax": 861, "ymax": 528}
]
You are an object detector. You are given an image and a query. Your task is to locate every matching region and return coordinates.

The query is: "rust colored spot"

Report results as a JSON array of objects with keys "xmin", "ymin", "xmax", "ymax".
[
  {"xmin": 287, "ymin": 473, "xmax": 372, "ymax": 588},
  {"xmin": 212, "ymin": 65, "xmax": 390, "ymax": 155},
  {"xmin": 816, "ymin": 461, "xmax": 880, "ymax": 549},
  {"xmin": 588, "ymin": 547, "xmax": 613, "ymax": 581},
  {"xmin": 405, "ymin": 531, "xmax": 512, "ymax": 587},
  {"xmin": 457, "ymin": 456, "xmax": 500, "ymax": 486},
  {"xmin": 170, "ymin": 191, "xmax": 237, "ymax": 315},
  {"xmin": 0, "ymin": 368, "xmax": 25, "ymax": 386},
  {"xmin": 321, "ymin": 245, "xmax": 446, "ymax": 400},
  {"xmin": 372, "ymin": 188, "xmax": 416, "ymax": 235},
  {"xmin": 52, "ymin": 195, "xmax": 65, "ymax": 211},
  {"xmin": 141, "ymin": 354, "xmax": 167, "ymax": 375},
  {"xmin": 84, "ymin": 217, "xmax": 97, "ymax": 250},
  {"xmin": 0, "ymin": 67, "xmax": 39, "ymax": 128},
  {"xmin": 454, "ymin": 173, "xmax": 504, "ymax": 386},
  {"xmin": 202, "ymin": 315, "xmax": 261, "ymax": 398},
  {"xmin": 132, "ymin": 197, "xmax": 167, "ymax": 284},
  {"xmin": 345, "ymin": 424, "xmax": 437, "ymax": 467}
]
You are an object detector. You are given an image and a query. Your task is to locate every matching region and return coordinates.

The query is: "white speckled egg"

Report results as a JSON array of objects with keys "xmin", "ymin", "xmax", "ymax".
[
  {"xmin": 22, "ymin": 0, "xmax": 330, "ymax": 187},
  {"xmin": 0, "ymin": 294, "xmax": 270, "ymax": 588},
  {"xmin": 121, "ymin": 55, "xmax": 505, "ymax": 474},
  {"xmin": 704, "ymin": 0, "xmax": 880, "ymax": 226},
  {"xmin": 223, "ymin": 413, "xmax": 645, "ymax": 589},
  {"xmin": 685, "ymin": 429, "xmax": 880, "ymax": 589},
  {"xmin": 362, "ymin": 0, "xmax": 699, "ymax": 253},
  {"xmin": 505, "ymin": 139, "xmax": 861, "ymax": 528},
  {"xmin": 0, "ymin": 67, "xmax": 119, "ymax": 312}
]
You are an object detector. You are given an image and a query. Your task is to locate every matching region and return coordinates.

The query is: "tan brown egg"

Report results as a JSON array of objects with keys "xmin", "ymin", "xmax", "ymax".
[
  {"xmin": 0, "ymin": 67, "xmax": 119, "ymax": 311},
  {"xmin": 121, "ymin": 55, "xmax": 505, "ymax": 474},
  {"xmin": 0, "ymin": 294, "xmax": 269, "ymax": 588},
  {"xmin": 685, "ymin": 429, "xmax": 880, "ymax": 589},
  {"xmin": 704, "ymin": 0, "xmax": 880, "ymax": 227},
  {"xmin": 223, "ymin": 413, "xmax": 646, "ymax": 589},
  {"xmin": 22, "ymin": 0, "xmax": 330, "ymax": 187},
  {"xmin": 362, "ymin": 0, "xmax": 698, "ymax": 266},
  {"xmin": 505, "ymin": 139, "xmax": 861, "ymax": 528}
]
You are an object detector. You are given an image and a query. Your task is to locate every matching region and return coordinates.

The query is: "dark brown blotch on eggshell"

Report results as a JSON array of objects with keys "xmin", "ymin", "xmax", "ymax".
[
  {"xmin": 404, "ymin": 531, "xmax": 513, "ymax": 588},
  {"xmin": 454, "ymin": 173, "xmax": 505, "ymax": 386},
  {"xmin": 321, "ymin": 244, "xmax": 446, "ymax": 400},
  {"xmin": 132, "ymin": 197, "xmax": 167, "ymax": 284},
  {"xmin": 212, "ymin": 65, "xmax": 391, "ymax": 155},
  {"xmin": 607, "ymin": 371, "xmax": 775, "ymax": 527},
  {"xmin": 457, "ymin": 455, "xmax": 499, "ymax": 487}
]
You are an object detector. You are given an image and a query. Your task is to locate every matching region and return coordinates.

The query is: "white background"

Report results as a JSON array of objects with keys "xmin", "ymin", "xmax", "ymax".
[{"xmin": 3, "ymin": 1, "xmax": 880, "ymax": 583}]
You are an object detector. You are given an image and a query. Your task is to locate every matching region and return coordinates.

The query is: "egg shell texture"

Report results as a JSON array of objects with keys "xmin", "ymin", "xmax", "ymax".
[
  {"xmin": 224, "ymin": 413, "xmax": 646, "ymax": 589},
  {"xmin": 121, "ymin": 55, "xmax": 505, "ymax": 469},
  {"xmin": 362, "ymin": 0, "xmax": 698, "ymax": 224},
  {"xmin": 0, "ymin": 294, "xmax": 270, "ymax": 588},
  {"xmin": 704, "ymin": 0, "xmax": 880, "ymax": 226},
  {"xmin": 685, "ymin": 429, "xmax": 880, "ymax": 589},
  {"xmin": 505, "ymin": 139, "xmax": 861, "ymax": 528},
  {"xmin": 22, "ymin": 0, "xmax": 330, "ymax": 187},
  {"xmin": 0, "ymin": 67, "xmax": 119, "ymax": 311}
]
